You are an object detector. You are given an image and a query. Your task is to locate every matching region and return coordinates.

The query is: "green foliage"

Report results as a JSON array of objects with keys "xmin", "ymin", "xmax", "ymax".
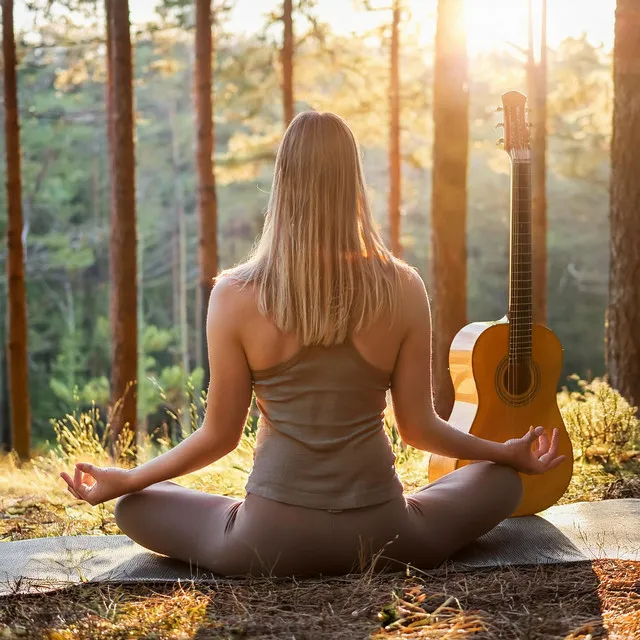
[
  {"xmin": 558, "ymin": 376, "xmax": 640, "ymax": 464},
  {"xmin": 142, "ymin": 325, "xmax": 175, "ymax": 355},
  {"xmin": 548, "ymin": 36, "xmax": 612, "ymax": 184},
  {"xmin": 0, "ymin": 4, "xmax": 614, "ymax": 445},
  {"xmin": 143, "ymin": 365, "xmax": 204, "ymax": 424},
  {"xmin": 80, "ymin": 376, "xmax": 111, "ymax": 405}
]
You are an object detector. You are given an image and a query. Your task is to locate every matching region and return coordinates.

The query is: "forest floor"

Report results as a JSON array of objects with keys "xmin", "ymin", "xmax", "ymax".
[{"xmin": 0, "ymin": 438, "xmax": 639, "ymax": 639}]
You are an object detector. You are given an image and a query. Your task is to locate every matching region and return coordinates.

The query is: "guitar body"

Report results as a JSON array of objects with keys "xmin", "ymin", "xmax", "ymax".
[{"xmin": 428, "ymin": 319, "xmax": 573, "ymax": 516}]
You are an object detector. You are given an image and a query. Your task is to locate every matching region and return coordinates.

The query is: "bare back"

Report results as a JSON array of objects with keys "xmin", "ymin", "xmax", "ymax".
[{"xmin": 228, "ymin": 278, "xmax": 411, "ymax": 378}]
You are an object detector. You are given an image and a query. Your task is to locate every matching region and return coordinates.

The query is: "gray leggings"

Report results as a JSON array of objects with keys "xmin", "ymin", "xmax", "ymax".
[{"xmin": 114, "ymin": 461, "xmax": 523, "ymax": 576}]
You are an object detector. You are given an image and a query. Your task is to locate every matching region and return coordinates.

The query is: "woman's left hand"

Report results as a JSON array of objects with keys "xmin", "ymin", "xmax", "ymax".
[
  {"xmin": 501, "ymin": 426, "xmax": 566, "ymax": 475},
  {"xmin": 60, "ymin": 463, "xmax": 133, "ymax": 506}
]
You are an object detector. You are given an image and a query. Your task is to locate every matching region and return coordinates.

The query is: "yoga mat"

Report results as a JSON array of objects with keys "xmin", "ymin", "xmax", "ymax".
[{"xmin": 1, "ymin": 499, "xmax": 638, "ymax": 596}]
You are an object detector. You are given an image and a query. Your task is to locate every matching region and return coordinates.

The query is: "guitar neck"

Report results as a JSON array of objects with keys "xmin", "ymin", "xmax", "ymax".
[{"xmin": 508, "ymin": 156, "xmax": 532, "ymax": 363}]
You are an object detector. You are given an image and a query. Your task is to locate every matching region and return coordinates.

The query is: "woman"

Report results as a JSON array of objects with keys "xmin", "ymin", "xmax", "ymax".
[{"xmin": 61, "ymin": 111, "xmax": 564, "ymax": 577}]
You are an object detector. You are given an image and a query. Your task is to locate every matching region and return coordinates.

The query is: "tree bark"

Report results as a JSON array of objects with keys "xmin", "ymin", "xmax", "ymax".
[
  {"xmin": 388, "ymin": 0, "xmax": 402, "ymax": 257},
  {"xmin": 0, "ymin": 340, "xmax": 10, "ymax": 453},
  {"xmin": 169, "ymin": 102, "xmax": 182, "ymax": 367},
  {"xmin": 607, "ymin": 0, "xmax": 640, "ymax": 409},
  {"xmin": 107, "ymin": 0, "xmax": 138, "ymax": 447},
  {"xmin": 195, "ymin": 0, "xmax": 218, "ymax": 388},
  {"xmin": 282, "ymin": 0, "xmax": 294, "ymax": 127},
  {"xmin": 105, "ymin": 0, "xmax": 115, "ymax": 175},
  {"xmin": 430, "ymin": 0, "xmax": 469, "ymax": 419},
  {"xmin": 528, "ymin": 0, "xmax": 547, "ymax": 325},
  {"xmin": 169, "ymin": 102, "xmax": 190, "ymax": 429},
  {"xmin": 2, "ymin": 0, "xmax": 31, "ymax": 459}
]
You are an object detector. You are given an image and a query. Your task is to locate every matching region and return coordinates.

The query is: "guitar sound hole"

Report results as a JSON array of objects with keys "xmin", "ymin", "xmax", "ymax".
[
  {"xmin": 495, "ymin": 356, "xmax": 540, "ymax": 406},
  {"xmin": 503, "ymin": 361, "xmax": 532, "ymax": 396}
]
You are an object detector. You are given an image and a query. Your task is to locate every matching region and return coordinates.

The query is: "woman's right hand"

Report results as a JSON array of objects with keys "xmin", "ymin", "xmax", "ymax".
[
  {"xmin": 500, "ymin": 426, "xmax": 567, "ymax": 475},
  {"xmin": 60, "ymin": 463, "xmax": 134, "ymax": 506}
]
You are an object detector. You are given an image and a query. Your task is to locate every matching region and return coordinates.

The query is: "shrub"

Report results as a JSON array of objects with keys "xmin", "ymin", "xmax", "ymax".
[{"xmin": 557, "ymin": 376, "xmax": 640, "ymax": 464}]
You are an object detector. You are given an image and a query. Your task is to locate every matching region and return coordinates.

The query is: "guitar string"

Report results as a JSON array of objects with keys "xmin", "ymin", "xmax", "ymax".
[
  {"xmin": 509, "ymin": 154, "xmax": 517, "ymax": 438},
  {"xmin": 510, "ymin": 156, "xmax": 532, "ymax": 366},
  {"xmin": 508, "ymin": 153, "xmax": 532, "ymax": 445},
  {"xmin": 512, "ymin": 155, "xmax": 522, "ymax": 443}
]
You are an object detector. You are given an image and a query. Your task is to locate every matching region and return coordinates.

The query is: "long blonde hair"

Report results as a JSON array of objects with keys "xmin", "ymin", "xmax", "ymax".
[{"xmin": 219, "ymin": 111, "xmax": 409, "ymax": 346}]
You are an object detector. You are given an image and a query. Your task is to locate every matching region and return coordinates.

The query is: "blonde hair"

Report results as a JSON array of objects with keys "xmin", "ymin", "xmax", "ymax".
[{"xmin": 219, "ymin": 110, "xmax": 408, "ymax": 346}]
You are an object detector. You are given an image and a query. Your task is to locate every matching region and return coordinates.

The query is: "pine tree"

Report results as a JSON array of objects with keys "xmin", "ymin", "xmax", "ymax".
[
  {"xmin": 388, "ymin": 0, "xmax": 402, "ymax": 257},
  {"xmin": 528, "ymin": 0, "xmax": 548, "ymax": 324},
  {"xmin": 2, "ymin": 0, "xmax": 31, "ymax": 458},
  {"xmin": 107, "ymin": 0, "xmax": 138, "ymax": 446},
  {"xmin": 195, "ymin": 0, "xmax": 218, "ymax": 387},
  {"xmin": 282, "ymin": 0, "xmax": 294, "ymax": 127},
  {"xmin": 606, "ymin": 0, "xmax": 640, "ymax": 408},
  {"xmin": 430, "ymin": 0, "xmax": 469, "ymax": 419}
]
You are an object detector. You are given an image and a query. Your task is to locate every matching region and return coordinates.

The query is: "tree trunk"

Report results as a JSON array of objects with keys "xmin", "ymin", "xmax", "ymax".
[
  {"xmin": 2, "ymin": 0, "xmax": 31, "ymax": 459},
  {"xmin": 607, "ymin": 0, "xmax": 640, "ymax": 409},
  {"xmin": 169, "ymin": 102, "xmax": 190, "ymax": 430},
  {"xmin": 170, "ymin": 102, "xmax": 182, "ymax": 367},
  {"xmin": 528, "ymin": 0, "xmax": 547, "ymax": 325},
  {"xmin": 172, "ymin": 204, "xmax": 180, "ymax": 367},
  {"xmin": 0, "ymin": 340, "xmax": 10, "ymax": 453},
  {"xmin": 282, "ymin": 0, "xmax": 294, "ymax": 127},
  {"xmin": 136, "ymin": 228, "xmax": 146, "ymax": 453},
  {"xmin": 105, "ymin": 0, "xmax": 115, "ymax": 174},
  {"xmin": 107, "ymin": 0, "xmax": 138, "ymax": 448},
  {"xmin": 195, "ymin": 275, "xmax": 203, "ymax": 372},
  {"xmin": 102, "ymin": 0, "xmax": 115, "ymax": 396},
  {"xmin": 195, "ymin": 0, "xmax": 218, "ymax": 389},
  {"xmin": 430, "ymin": 0, "xmax": 469, "ymax": 419},
  {"xmin": 388, "ymin": 0, "xmax": 402, "ymax": 257}
]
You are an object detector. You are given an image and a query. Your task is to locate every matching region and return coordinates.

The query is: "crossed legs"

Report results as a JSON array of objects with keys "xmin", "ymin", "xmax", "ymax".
[
  {"xmin": 397, "ymin": 461, "xmax": 524, "ymax": 568},
  {"xmin": 114, "ymin": 480, "xmax": 242, "ymax": 569},
  {"xmin": 113, "ymin": 462, "xmax": 523, "ymax": 576}
]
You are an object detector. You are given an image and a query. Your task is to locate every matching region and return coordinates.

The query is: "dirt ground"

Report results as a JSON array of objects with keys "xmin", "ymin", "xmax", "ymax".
[{"xmin": 1, "ymin": 560, "xmax": 638, "ymax": 639}]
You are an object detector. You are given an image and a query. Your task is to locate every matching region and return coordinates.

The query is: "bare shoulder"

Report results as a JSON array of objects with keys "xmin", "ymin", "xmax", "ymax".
[
  {"xmin": 207, "ymin": 275, "xmax": 257, "ymax": 328},
  {"xmin": 395, "ymin": 263, "xmax": 430, "ymax": 321},
  {"xmin": 397, "ymin": 263, "xmax": 426, "ymax": 294}
]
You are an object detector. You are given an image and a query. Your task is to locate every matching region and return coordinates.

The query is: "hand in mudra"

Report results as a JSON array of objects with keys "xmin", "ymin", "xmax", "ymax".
[
  {"xmin": 60, "ymin": 463, "xmax": 132, "ymax": 506},
  {"xmin": 503, "ymin": 426, "xmax": 566, "ymax": 475}
]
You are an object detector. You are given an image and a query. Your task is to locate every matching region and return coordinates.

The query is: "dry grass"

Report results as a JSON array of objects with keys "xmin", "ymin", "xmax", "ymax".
[
  {"xmin": 374, "ymin": 560, "xmax": 640, "ymax": 639},
  {"xmin": 0, "ymin": 561, "xmax": 638, "ymax": 639}
]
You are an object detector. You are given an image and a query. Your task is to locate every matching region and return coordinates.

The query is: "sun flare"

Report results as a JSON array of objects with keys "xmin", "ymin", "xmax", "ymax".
[
  {"xmin": 463, "ymin": 0, "xmax": 613, "ymax": 56},
  {"xmin": 464, "ymin": 0, "xmax": 536, "ymax": 55}
]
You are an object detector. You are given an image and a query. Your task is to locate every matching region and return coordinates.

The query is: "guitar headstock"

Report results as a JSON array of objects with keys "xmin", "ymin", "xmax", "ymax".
[{"xmin": 497, "ymin": 90, "xmax": 530, "ymax": 161}]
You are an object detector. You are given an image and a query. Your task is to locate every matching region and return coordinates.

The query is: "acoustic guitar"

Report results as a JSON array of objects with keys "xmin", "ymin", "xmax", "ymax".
[{"xmin": 427, "ymin": 90, "xmax": 573, "ymax": 516}]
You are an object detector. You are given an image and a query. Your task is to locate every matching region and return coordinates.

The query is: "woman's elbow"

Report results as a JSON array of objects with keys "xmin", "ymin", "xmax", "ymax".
[
  {"xmin": 396, "ymin": 425, "xmax": 427, "ymax": 450},
  {"xmin": 200, "ymin": 423, "xmax": 242, "ymax": 458},
  {"xmin": 395, "ymin": 416, "xmax": 436, "ymax": 451},
  {"xmin": 220, "ymin": 434, "xmax": 241, "ymax": 456}
]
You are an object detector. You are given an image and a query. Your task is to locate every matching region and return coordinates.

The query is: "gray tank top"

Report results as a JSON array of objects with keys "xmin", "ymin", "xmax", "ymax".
[{"xmin": 245, "ymin": 335, "xmax": 405, "ymax": 510}]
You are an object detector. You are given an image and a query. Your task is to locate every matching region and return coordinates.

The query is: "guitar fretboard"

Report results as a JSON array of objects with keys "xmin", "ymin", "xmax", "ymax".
[{"xmin": 508, "ymin": 157, "xmax": 532, "ymax": 363}]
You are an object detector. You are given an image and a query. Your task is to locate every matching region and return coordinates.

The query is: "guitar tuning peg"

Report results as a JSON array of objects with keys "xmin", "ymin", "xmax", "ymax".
[
  {"xmin": 495, "ymin": 122, "xmax": 504, "ymax": 129},
  {"xmin": 496, "ymin": 138, "xmax": 505, "ymax": 147}
]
